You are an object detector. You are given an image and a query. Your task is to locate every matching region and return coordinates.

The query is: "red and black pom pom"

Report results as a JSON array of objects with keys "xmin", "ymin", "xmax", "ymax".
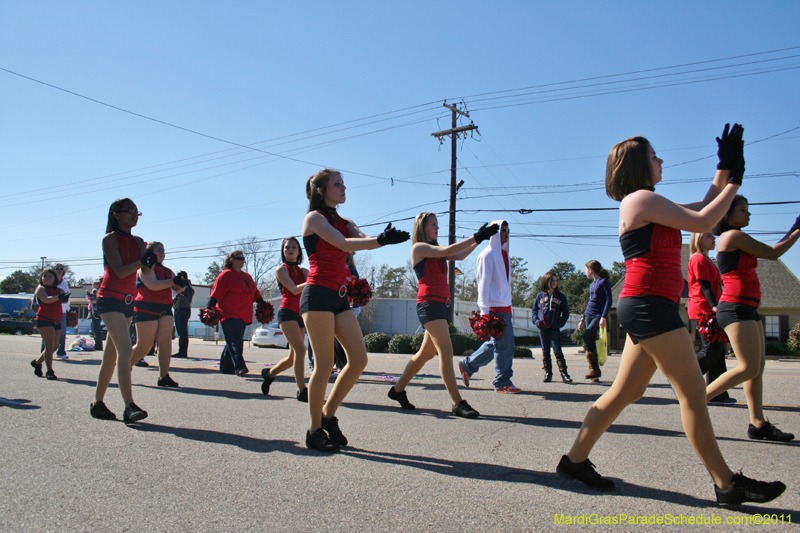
[
  {"xmin": 697, "ymin": 309, "xmax": 727, "ymax": 343},
  {"xmin": 255, "ymin": 300, "xmax": 275, "ymax": 324},
  {"xmin": 347, "ymin": 278, "xmax": 372, "ymax": 307},
  {"xmin": 66, "ymin": 310, "xmax": 78, "ymax": 328},
  {"xmin": 469, "ymin": 311, "xmax": 506, "ymax": 341},
  {"xmin": 198, "ymin": 307, "xmax": 223, "ymax": 327}
]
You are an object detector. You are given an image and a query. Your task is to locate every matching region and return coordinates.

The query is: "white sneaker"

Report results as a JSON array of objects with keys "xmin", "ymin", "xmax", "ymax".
[{"xmin": 56, "ymin": 353, "xmax": 69, "ymax": 360}]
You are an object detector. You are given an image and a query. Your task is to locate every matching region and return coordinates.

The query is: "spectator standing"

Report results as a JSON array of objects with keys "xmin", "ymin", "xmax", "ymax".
[
  {"xmin": 53, "ymin": 263, "xmax": 70, "ymax": 360},
  {"xmin": 173, "ymin": 271, "xmax": 194, "ymax": 358},
  {"xmin": 577, "ymin": 260, "xmax": 612, "ymax": 382},
  {"xmin": 86, "ymin": 279, "xmax": 103, "ymax": 352},
  {"xmin": 532, "ymin": 272, "xmax": 572, "ymax": 383}
]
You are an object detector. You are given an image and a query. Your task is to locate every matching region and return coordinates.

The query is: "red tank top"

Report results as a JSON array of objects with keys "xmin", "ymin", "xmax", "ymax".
[
  {"xmin": 98, "ymin": 232, "xmax": 141, "ymax": 301},
  {"xmin": 303, "ymin": 210, "xmax": 350, "ymax": 291},
  {"xmin": 414, "ymin": 257, "xmax": 450, "ymax": 303},
  {"xmin": 36, "ymin": 286, "xmax": 63, "ymax": 322},
  {"xmin": 718, "ymin": 249, "xmax": 760, "ymax": 307},
  {"xmin": 280, "ymin": 263, "xmax": 307, "ymax": 313},
  {"xmin": 135, "ymin": 264, "xmax": 174, "ymax": 305},
  {"xmin": 619, "ymin": 223, "xmax": 684, "ymax": 302}
]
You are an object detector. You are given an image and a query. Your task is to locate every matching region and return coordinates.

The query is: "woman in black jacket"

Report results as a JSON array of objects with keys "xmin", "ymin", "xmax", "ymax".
[{"xmin": 532, "ymin": 272, "xmax": 572, "ymax": 383}]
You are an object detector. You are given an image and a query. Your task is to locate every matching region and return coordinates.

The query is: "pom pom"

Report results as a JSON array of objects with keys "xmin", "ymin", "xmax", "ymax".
[
  {"xmin": 255, "ymin": 300, "xmax": 275, "ymax": 324},
  {"xmin": 198, "ymin": 307, "xmax": 223, "ymax": 327},
  {"xmin": 698, "ymin": 310, "xmax": 727, "ymax": 343},
  {"xmin": 66, "ymin": 310, "xmax": 78, "ymax": 328},
  {"xmin": 347, "ymin": 278, "xmax": 372, "ymax": 307},
  {"xmin": 469, "ymin": 311, "xmax": 506, "ymax": 341}
]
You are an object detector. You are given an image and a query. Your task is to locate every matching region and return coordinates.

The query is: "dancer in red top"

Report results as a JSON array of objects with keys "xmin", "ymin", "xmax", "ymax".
[
  {"xmin": 557, "ymin": 126, "xmax": 785, "ymax": 508},
  {"xmin": 129, "ymin": 241, "xmax": 187, "ymax": 387},
  {"xmin": 31, "ymin": 269, "xmax": 69, "ymax": 380},
  {"xmin": 301, "ymin": 168, "xmax": 409, "ymax": 452},
  {"xmin": 388, "ymin": 212, "xmax": 497, "ymax": 418},
  {"xmin": 91, "ymin": 198, "xmax": 157, "ymax": 423},
  {"xmin": 706, "ymin": 195, "xmax": 800, "ymax": 441},
  {"xmin": 261, "ymin": 236, "xmax": 309, "ymax": 400}
]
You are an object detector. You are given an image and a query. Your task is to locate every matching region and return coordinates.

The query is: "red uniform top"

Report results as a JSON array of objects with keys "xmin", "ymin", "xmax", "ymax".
[
  {"xmin": 135, "ymin": 264, "xmax": 175, "ymax": 305},
  {"xmin": 619, "ymin": 223, "xmax": 684, "ymax": 302},
  {"xmin": 280, "ymin": 263, "xmax": 307, "ymax": 313},
  {"xmin": 687, "ymin": 254, "xmax": 722, "ymax": 319},
  {"xmin": 98, "ymin": 232, "xmax": 141, "ymax": 302},
  {"xmin": 490, "ymin": 250, "xmax": 512, "ymax": 314},
  {"xmin": 303, "ymin": 210, "xmax": 350, "ymax": 291},
  {"xmin": 717, "ymin": 249, "xmax": 760, "ymax": 307},
  {"xmin": 210, "ymin": 269, "xmax": 262, "ymax": 324},
  {"xmin": 414, "ymin": 257, "xmax": 450, "ymax": 304},
  {"xmin": 36, "ymin": 286, "xmax": 63, "ymax": 322}
]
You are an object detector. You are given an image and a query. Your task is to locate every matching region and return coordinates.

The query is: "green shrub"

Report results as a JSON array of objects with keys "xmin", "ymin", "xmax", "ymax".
[
  {"xmin": 765, "ymin": 343, "xmax": 797, "ymax": 356},
  {"xmin": 364, "ymin": 332, "xmax": 391, "ymax": 353},
  {"xmin": 451, "ymin": 333, "xmax": 483, "ymax": 356},
  {"xmin": 514, "ymin": 335, "xmax": 540, "ymax": 347},
  {"xmin": 410, "ymin": 332, "xmax": 425, "ymax": 353},
  {"xmin": 514, "ymin": 346, "xmax": 533, "ymax": 358},
  {"xmin": 388, "ymin": 334, "xmax": 415, "ymax": 354},
  {"xmin": 788, "ymin": 322, "xmax": 800, "ymax": 352}
]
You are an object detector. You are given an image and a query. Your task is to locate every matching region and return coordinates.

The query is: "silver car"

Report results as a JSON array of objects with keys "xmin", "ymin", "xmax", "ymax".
[{"xmin": 251, "ymin": 322, "xmax": 289, "ymax": 349}]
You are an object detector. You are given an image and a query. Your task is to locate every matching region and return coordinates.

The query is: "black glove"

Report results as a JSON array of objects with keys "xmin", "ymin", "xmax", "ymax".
[
  {"xmin": 256, "ymin": 297, "xmax": 265, "ymax": 305},
  {"xmin": 140, "ymin": 250, "xmax": 158, "ymax": 268},
  {"xmin": 207, "ymin": 297, "xmax": 218, "ymax": 309},
  {"xmin": 790, "ymin": 214, "xmax": 800, "ymax": 233},
  {"xmin": 172, "ymin": 275, "xmax": 187, "ymax": 288},
  {"xmin": 376, "ymin": 223, "xmax": 410, "ymax": 246},
  {"xmin": 57, "ymin": 292, "xmax": 71, "ymax": 302},
  {"xmin": 473, "ymin": 223, "xmax": 500, "ymax": 244},
  {"xmin": 716, "ymin": 123, "xmax": 745, "ymax": 185}
]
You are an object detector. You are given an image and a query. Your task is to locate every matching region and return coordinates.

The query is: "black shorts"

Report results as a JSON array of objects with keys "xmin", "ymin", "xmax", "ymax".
[
  {"xmin": 133, "ymin": 303, "xmax": 173, "ymax": 323},
  {"xmin": 716, "ymin": 301, "xmax": 760, "ymax": 330},
  {"xmin": 417, "ymin": 300, "xmax": 449, "ymax": 325},
  {"xmin": 277, "ymin": 308, "xmax": 305, "ymax": 328},
  {"xmin": 617, "ymin": 295, "xmax": 686, "ymax": 344},
  {"xmin": 299, "ymin": 285, "xmax": 351, "ymax": 315},
  {"xmin": 36, "ymin": 319, "xmax": 61, "ymax": 331},
  {"xmin": 96, "ymin": 296, "xmax": 134, "ymax": 318}
]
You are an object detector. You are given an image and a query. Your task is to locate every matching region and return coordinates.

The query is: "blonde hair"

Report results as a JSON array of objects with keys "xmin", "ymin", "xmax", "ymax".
[
  {"xmin": 412, "ymin": 212, "xmax": 438, "ymax": 245},
  {"xmin": 690, "ymin": 232, "xmax": 710, "ymax": 255}
]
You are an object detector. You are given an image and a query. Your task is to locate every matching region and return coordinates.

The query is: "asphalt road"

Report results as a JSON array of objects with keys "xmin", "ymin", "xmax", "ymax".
[{"xmin": 1, "ymin": 334, "xmax": 798, "ymax": 532}]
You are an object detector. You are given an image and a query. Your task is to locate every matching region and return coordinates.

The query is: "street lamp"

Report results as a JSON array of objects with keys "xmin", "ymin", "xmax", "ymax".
[{"xmin": 40, "ymin": 257, "xmax": 46, "ymax": 272}]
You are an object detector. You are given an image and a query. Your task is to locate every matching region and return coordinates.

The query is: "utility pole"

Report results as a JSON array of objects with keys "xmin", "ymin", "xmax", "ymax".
[
  {"xmin": 431, "ymin": 102, "xmax": 478, "ymax": 322},
  {"xmin": 40, "ymin": 257, "xmax": 46, "ymax": 273}
]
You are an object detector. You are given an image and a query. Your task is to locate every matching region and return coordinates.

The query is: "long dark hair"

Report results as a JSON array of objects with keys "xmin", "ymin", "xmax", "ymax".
[
  {"xmin": 106, "ymin": 198, "xmax": 134, "ymax": 233},
  {"xmin": 306, "ymin": 168, "xmax": 340, "ymax": 215},
  {"xmin": 586, "ymin": 260, "xmax": 610, "ymax": 279},
  {"xmin": 39, "ymin": 269, "xmax": 59, "ymax": 288},
  {"xmin": 540, "ymin": 272, "xmax": 558, "ymax": 293},
  {"xmin": 713, "ymin": 195, "xmax": 748, "ymax": 236},
  {"xmin": 280, "ymin": 237, "xmax": 303, "ymax": 265}
]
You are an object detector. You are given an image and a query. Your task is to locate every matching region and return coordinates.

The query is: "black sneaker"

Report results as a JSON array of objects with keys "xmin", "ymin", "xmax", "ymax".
[
  {"xmin": 715, "ymin": 472, "xmax": 786, "ymax": 508},
  {"xmin": 45, "ymin": 370, "xmax": 58, "ymax": 381},
  {"xmin": 452, "ymin": 400, "xmax": 479, "ymax": 419},
  {"xmin": 321, "ymin": 416, "xmax": 348, "ymax": 447},
  {"xmin": 134, "ymin": 359, "xmax": 149, "ymax": 368},
  {"xmin": 305, "ymin": 428, "xmax": 340, "ymax": 452},
  {"xmin": 123, "ymin": 402, "xmax": 148, "ymax": 424},
  {"xmin": 388, "ymin": 386, "xmax": 416, "ymax": 410},
  {"xmin": 261, "ymin": 368, "xmax": 275, "ymax": 395},
  {"xmin": 296, "ymin": 387, "xmax": 308, "ymax": 403},
  {"xmin": 747, "ymin": 421, "xmax": 794, "ymax": 442},
  {"xmin": 31, "ymin": 359, "xmax": 43, "ymax": 377},
  {"xmin": 157, "ymin": 374, "xmax": 179, "ymax": 388},
  {"xmin": 90, "ymin": 401, "xmax": 117, "ymax": 420},
  {"xmin": 557, "ymin": 454, "xmax": 616, "ymax": 491}
]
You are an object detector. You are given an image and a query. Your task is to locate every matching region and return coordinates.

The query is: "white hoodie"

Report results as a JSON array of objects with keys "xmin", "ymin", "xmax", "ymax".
[{"xmin": 476, "ymin": 219, "xmax": 511, "ymax": 315}]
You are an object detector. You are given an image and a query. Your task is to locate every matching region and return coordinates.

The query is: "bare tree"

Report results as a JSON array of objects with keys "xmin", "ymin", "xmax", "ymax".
[{"xmin": 216, "ymin": 236, "xmax": 281, "ymax": 298}]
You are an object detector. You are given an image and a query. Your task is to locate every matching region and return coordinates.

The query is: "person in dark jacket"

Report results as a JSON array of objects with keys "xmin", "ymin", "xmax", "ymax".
[
  {"xmin": 173, "ymin": 271, "xmax": 194, "ymax": 358},
  {"xmin": 577, "ymin": 260, "xmax": 612, "ymax": 382},
  {"xmin": 532, "ymin": 272, "xmax": 572, "ymax": 383}
]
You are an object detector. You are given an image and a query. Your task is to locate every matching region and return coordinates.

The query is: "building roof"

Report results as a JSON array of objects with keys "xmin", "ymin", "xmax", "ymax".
[{"xmin": 611, "ymin": 243, "xmax": 800, "ymax": 310}]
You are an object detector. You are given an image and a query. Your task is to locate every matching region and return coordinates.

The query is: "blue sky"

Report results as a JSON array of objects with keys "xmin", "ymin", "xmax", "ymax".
[{"xmin": 2, "ymin": 2, "xmax": 799, "ymax": 288}]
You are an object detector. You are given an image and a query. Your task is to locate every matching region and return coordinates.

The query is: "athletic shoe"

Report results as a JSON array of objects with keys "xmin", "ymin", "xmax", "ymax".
[
  {"xmin": 495, "ymin": 385, "xmax": 521, "ymax": 394},
  {"xmin": 157, "ymin": 374, "xmax": 179, "ymax": 388},
  {"xmin": 388, "ymin": 386, "xmax": 416, "ymax": 410},
  {"xmin": 452, "ymin": 400, "xmax": 479, "ymax": 419},
  {"xmin": 45, "ymin": 370, "xmax": 58, "ymax": 381},
  {"xmin": 458, "ymin": 361, "xmax": 470, "ymax": 388},
  {"xmin": 305, "ymin": 428, "xmax": 340, "ymax": 453},
  {"xmin": 123, "ymin": 402, "xmax": 148, "ymax": 424},
  {"xmin": 715, "ymin": 472, "xmax": 786, "ymax": 508},
  {"xmin": 56, "ymin": 353, "xmax": 69, "ymax": 360},
  {"xmin": 31, "ymin": 359, "xmax": 43, "ymax": 377},
  {"xmin": 296, "ymin": 387, "xmax": 308, "ymax": 403},
  {"xmin": 134, "ymin": 359, "xmax": 149, "ymax": 367},
  {"xmin": 90, "ymin": 401, "xmax": 117, "ymax": 420},
  {"xmin": 708, "ymin": 397, "xmax": 737, "ymax": 406},
  {"xmin": 321, "ymin": 416, "xmax": 348, "ymax": 447},
  {"xmin": 556, "ymin": 454, "xmax": 616, "ymax": 491},
  {"xmin": 260, "ymin": 369, "xmax": 274, "ymax": 395},
  {"xmin": 747, "ymin": 421, "xmax": 794, "ymax": 442}
]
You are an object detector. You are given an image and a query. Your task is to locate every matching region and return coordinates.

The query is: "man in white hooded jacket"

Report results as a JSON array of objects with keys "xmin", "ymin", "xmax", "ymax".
[{"xmin": 458, "ymin": 220, "xmax": 520, "ymax": 393}]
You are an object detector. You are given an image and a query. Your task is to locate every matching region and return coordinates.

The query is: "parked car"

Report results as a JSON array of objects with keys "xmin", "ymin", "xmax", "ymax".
[
  {"xmin": 0, "ymin": 313, "xmax": 35, "ymax": 335},
  {"xmin": 251, "ymin": 322, "xmax": 288, "ymax": 349}
]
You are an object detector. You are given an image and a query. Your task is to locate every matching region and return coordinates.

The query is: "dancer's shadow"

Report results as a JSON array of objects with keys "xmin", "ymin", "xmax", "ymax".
[
  {"xmin": 0, "ymin": 397, "xmax": 40, "ymax": 410},
  {"xmin": 138, "ymin": 384, "xmax": 260, "ymax": 401}
]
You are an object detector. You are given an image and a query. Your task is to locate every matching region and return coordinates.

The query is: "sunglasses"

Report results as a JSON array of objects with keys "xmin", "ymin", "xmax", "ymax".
[
  {"xmin": 500, "ymin": 228, "xmax": 510, "ymax": 233},
  {"xmin": 54, "ymin": 267, "xmax": 65, "ymax": 271},
  {"xmin": 232, "ymin": 256, "xmax": 245, "ymax": 261},
  {"xmin": 118, "ymin": 208, "xmax": 142, "ymax": 216}
]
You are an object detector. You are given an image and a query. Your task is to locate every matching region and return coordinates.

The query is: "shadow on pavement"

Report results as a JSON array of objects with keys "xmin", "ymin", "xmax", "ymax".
[
  {"xmin": 129, "ymin": 422, "xmax": 313, "ymax": 454},
  {"xmin": 0, "ymin": 397, "xmax": 40, "ymax": 410}
]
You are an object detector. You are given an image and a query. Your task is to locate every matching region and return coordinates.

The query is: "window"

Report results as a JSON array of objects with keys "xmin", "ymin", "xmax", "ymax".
[{"xmin": 764, "ymin": 315, "xmax": 780, "ymax": 342}]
